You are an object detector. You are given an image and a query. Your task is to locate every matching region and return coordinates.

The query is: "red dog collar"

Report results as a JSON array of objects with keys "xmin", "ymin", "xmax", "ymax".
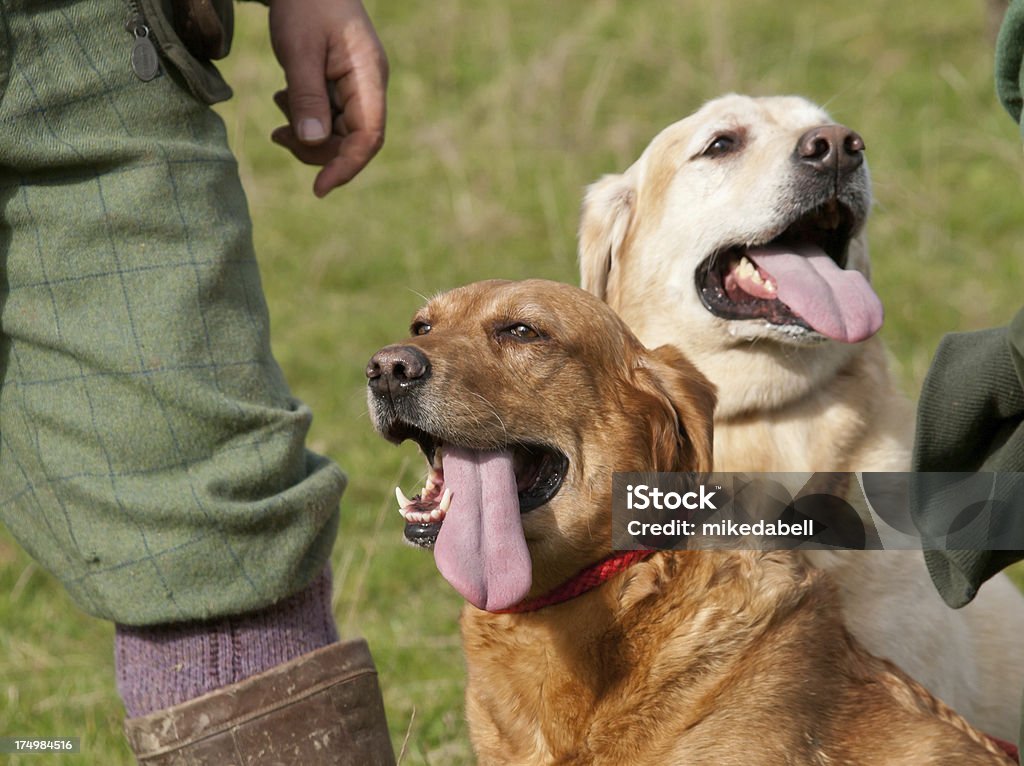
[
  {"xmin": 494, "ymin": 549, "xmax": 655, "ymax": 614},
  {"xmin": 988, "ymin": 736, "xmax": 1019, "ymax": 763}
]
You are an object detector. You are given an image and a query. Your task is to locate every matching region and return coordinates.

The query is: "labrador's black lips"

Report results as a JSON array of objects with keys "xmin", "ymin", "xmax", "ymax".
[
  {"xmin": 381, "ymin": 420, "xmax": 438, "ymax": 459},
  {"xmin": 697, "ymin": 200, "xmax": 856, "ymax": 326},
  {"xmin": 513, "ymin": 445, "xmax": 569, "ymax": 513},
  {"xmin": 404, "ymin": 522, "xmax": 439, "ymax": 548}
]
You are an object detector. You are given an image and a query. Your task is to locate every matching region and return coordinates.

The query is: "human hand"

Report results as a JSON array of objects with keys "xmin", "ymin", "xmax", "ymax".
[{"xmin": 268, "ymin": 0, "xmax": 388, "ymax": 197}]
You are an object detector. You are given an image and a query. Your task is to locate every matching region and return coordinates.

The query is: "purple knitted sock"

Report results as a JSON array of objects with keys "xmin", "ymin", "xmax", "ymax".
[{"xmin": 115, "ymin": 565, "xmax": 339, "ymax": 718}]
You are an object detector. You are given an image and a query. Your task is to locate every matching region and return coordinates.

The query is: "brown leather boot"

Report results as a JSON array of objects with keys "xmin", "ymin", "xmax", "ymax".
[{"xmin": 123, "ymin": 638, "xmax": 396, "ymax": 765}]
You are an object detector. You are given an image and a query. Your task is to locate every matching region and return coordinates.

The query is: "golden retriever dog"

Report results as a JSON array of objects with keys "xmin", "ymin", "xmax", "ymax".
[
  {"xmin": 578, "ymin": 93, "xmax": 1024, "ymax": 738},
  {"xmin": 366, "ymin": 279, "xmax": 1013, "ymax": 765}
]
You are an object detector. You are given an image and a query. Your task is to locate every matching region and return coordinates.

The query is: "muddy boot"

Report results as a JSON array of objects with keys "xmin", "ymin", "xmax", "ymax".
[{"xmin": 122, "ymin": 638, "xmax": 396, "ymax": 765}]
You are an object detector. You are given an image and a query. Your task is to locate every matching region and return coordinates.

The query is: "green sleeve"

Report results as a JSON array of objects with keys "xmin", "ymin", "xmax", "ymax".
[
  {"xmin": 912, "ymin": 308, "xmax": 1024, "ymax": 607},
  {"xmin": 997, "ymin": 0, "xmax": 1024, "ymax": 134}
]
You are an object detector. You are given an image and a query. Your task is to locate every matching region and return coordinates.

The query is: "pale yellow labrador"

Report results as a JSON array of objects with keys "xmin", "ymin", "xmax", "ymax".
[{"xmin": 578, "ymin": 93, "xmax": 1024, "ymax": 739}]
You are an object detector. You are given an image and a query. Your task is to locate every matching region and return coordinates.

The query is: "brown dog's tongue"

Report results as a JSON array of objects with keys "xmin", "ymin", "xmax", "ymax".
[
  {"xmin": 747, "ymin": 243, "xmax": 884, "ymax": 343},
  {"xmin": 433, "ymin": 447, "xmax": 532, "ymax": 611}
]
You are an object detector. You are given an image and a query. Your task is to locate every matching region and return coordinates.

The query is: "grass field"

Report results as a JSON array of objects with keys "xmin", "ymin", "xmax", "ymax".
[{"xmin": 2, "ymin": 0, "xmax": 1024, "ymax": 763}]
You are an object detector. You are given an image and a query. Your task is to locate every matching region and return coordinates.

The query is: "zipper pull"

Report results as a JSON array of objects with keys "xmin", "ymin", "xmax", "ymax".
[{"xmin": 125, "ymin": 14, "xmax": 161, "ymax": 82}]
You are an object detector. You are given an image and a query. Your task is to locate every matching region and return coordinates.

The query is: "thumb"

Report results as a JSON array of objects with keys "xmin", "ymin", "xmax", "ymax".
[{"xmin": 282, "ymin": 40, "xmax": 332, "ymax": 145}]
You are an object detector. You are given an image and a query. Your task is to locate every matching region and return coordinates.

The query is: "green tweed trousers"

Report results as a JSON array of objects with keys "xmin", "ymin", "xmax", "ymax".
[{"xmin": 0, "ymin": 0, "xmax": 344, "ymax": 624}]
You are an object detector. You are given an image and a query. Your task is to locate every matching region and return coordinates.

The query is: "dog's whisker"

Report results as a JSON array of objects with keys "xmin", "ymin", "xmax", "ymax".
[{"xmin": 463, "ymin": 390, "xmax": 510, "ymax": 445}]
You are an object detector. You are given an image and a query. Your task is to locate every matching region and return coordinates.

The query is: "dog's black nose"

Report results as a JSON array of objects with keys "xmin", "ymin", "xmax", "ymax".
[
  {"xmin": 366, "ymin": 345, "xmax": 431, "ymax": 398},
  {"xmin": 795, "ymin": 124, "xmax": 865, "ymax": 176}
]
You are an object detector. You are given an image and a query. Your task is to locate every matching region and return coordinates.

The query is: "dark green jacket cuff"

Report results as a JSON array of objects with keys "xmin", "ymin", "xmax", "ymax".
[
  {"xmin": 997, "ymin": 0, "xmax": 1024, "ymax": 134},
  {"xmin": 912, "ymin": 308, "xmax": 1024, "ymax": 607}
]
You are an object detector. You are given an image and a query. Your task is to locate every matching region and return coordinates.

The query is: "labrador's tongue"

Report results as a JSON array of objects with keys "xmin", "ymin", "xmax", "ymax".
[
  {"xmin": 433, "ymin": 447, "xmax": 532, "ymax": 611},
  {"xmin": 747, "ymin": 243, "xmax": 883, "ymax": 343}
]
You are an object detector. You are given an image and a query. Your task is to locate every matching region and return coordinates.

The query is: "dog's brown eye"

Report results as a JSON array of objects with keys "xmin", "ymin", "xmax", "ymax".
[
  {"xmin": 502, "ymin": 323, "xmax": 540, "ymax": 341},
  {"xmin": 702, "ymin": 134, "xmax": 738, "ymax": 158},
  {"xmin": 411, "ymin": 321, "xmax": 432, "ymax": 336}
]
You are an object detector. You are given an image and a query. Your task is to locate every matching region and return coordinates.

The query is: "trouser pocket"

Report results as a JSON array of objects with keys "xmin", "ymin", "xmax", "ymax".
[{"xmin": 126, "ymin": 0, "xmax": 234, "ymax": 104}]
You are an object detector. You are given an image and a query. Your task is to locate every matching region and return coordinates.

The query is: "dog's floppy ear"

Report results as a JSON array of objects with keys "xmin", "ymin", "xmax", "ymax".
[
  {"xmin": 578, "ymin": 173, "xmax": 635, "ymax": 301},
  {"xmin": 634, "ymin": 344, "xmax": 716, "ymax": 473}
]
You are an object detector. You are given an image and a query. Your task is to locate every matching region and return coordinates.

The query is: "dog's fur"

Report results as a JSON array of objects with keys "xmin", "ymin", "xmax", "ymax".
[
  {"xmin": 578, "ymin": 94, "xmax": 1024, "ymax": 737},
  {"xmin": 368, "ymin": 279, "xmax": 1012, "ymax": 765}
]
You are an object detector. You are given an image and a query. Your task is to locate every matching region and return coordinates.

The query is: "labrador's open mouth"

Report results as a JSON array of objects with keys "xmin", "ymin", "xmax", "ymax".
[
  {"xmin": 383, "ymin": 420, "xmax": 567, "ymax": 611},
  {"xmin": 384, "ymin": 421, "xmax": 567, "ymax": 548},
  {"xmin": 696, "ymin": 200, "xmax": 883, "ymax": 343}
]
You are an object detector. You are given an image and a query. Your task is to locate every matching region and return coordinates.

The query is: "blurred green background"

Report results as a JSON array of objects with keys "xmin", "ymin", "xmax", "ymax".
[{"xmin": 3, "ymin": 0, "xmax": 1023, "ymax": 763}]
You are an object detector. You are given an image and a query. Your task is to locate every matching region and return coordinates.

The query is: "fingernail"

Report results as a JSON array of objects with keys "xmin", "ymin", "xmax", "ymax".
[{"xmin": 298, "ymin": 118, "xmax": 327, "ymax": 142}]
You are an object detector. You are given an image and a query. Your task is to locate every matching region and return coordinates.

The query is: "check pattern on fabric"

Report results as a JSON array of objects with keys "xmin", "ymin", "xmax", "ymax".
[{"xmin": 0, "ymin": 0, "xmax": 344, "ymax": 624}]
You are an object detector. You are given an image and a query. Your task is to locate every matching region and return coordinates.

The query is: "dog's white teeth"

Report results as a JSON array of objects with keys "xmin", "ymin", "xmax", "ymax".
[
  {"xmin": 425, "ymin": 467, "xmax": 443, "ymax": 496},
  {"xmin": 737, "ymin": 255, "xmax": 776, "ymax": 293},
  {"xmin": 395, "ymin": 486, "xmax": 414, "ymax": 511},
  {"xmin": 439, "ymin": 488, "xmax": 453, "ymax": 513},
  {"xmin": 433, "ymin": 447, "xmax": 444, "ymax": 470},
  {"xmin": 429, "ymin": 508, "xmax": 443, "ymax": 522}
]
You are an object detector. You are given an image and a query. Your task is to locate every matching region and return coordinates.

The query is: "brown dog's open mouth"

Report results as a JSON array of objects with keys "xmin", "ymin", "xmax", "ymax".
[
  {"xmin": 384, "ymin": 422, "xmax": 568, "ymax": 549},
  {"xmin": 696, "ymin": 200, "xmax": 883, "ymax": 343}
]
